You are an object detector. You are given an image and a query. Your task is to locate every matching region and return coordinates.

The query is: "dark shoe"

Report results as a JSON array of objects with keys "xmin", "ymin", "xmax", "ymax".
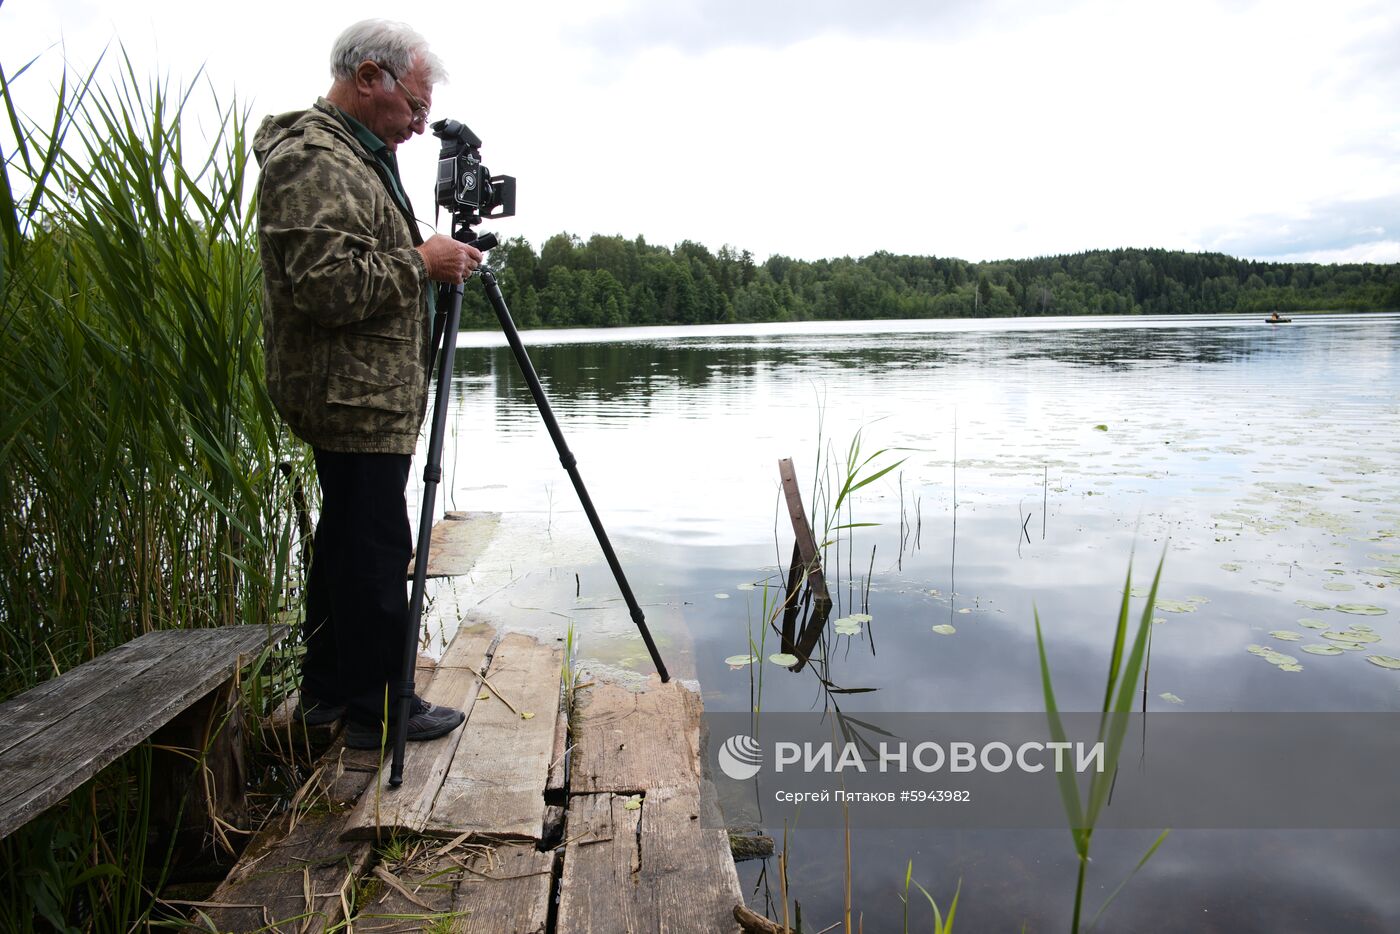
[
  {"xmin": 343, "ymin": 696, "xmax": 465, "ymax": 750},
  {"xmin": 294, "ymin": 695, "xmax": 346, "ymax": 727}
]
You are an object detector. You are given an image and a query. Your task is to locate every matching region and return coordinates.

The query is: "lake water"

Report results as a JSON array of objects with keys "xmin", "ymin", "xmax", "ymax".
[{"xmin": 429, "ymin": 312, "xmax": 1400, "ymax": 931}]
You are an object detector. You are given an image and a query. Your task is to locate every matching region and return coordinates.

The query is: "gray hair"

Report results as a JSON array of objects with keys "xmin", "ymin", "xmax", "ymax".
[{"xmin": 330, "ymin": 19, "xmax": 447, "ymax": 87}]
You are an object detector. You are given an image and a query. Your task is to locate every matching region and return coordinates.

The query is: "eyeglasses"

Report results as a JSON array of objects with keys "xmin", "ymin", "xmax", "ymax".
[{"xmin": 379, "ymin": 64, "xmax": 429, "ymax": 129}]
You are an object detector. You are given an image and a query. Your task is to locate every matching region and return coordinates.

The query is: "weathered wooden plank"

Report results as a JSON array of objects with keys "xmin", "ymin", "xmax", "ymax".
[
  {"xmin": 190, "ymin": 650, "xmax": 443, "ymax": 933},
  {"xmin": 340, "ymin": 622, "xmax": 496, "ymax": 840},
  {"xmin": 557, "ymin": 787, "xmax": 742, "ymax": 933},
  {"xmin": 408, "ymin": 510, "xmax": 501, "ymax": 579},
  {"xmin": 778, "ymin": 457, "xmax": 830, "ymax": 610},
  {"xmin": 568, "ymin": 677, "xmax": 702, "ymax": 795},
  {"xmin": 0, "ymin": 625, "xmax": 285, "ymax": 840},
  {"xmin": 555, "ymin": 792, "xmax": 625, "ymax": 932},
  {"xmin": 188, "ymin": 779, "xmax": 375, "ymax": 933},
  {"xmin": 454, "ymin": 844, "xmax": 554, "ymax": 934},
  {"xmin": 778, "ymin": 457, "xmax": 832, "ymax": 671},
  {"xmin": 0, "ymin": 635, "xmax": 175, "ymax": 737},
  {"xmin": 424, "ymin": 633, "xmax": 562, "ymax": 839},
  {"xmin": 634, "ymin": 784, "xmax": 743, "ymax": 933}
]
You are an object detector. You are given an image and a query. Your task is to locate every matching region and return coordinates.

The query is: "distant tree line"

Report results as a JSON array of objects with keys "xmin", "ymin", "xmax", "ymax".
[{"xmin": 456, "ymin": 234, "xmax": 1400, "ymax": 329}]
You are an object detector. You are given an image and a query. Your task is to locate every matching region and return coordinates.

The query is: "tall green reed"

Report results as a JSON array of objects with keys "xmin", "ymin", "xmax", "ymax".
[
  {"xmin": 1034, "ymin": 555, "xmax": 1171, "ymax": 933},
  {"xmin": 1, "ymin": 50, "xmax": 301, "ymax": 693},
  {"xmin": 1, "ymin": 51, "xmax": 308, "ymax": 930}
]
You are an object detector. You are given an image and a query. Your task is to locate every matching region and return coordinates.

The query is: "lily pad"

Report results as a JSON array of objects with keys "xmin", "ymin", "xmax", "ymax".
[
  {"xmin": 833, "ymin": 617, "xmax": 863, "ymax": 635},
  {"xmin": 1277, "ymin": 663, "xmax": 1305, "ymax": 673},
  {"xmin": 1220, "ymin": 563, "xmax": 1242, "ymax": 572},
  {"xmin": 846, "ymin": 613, "xmax": 873, "ymax": 623},
  {"xmin": 1362, "ymin": 567, "xmax": 1400, "ymax": 582},
  {"xmin": 1157, "ymin": 599, "xmax": 1202, "ymax": 613},
  {"xmin": 737, "ymin": 582, "xmax": 756, "ymax": 591},
  {"xmin": 1302, "ymin": 644, "xmax": 1344, "ymax": 656},
  {"xmin": 957, "ymin": 607, "xmax": 972, "ymax": 614},
  {"xmin": 1262, "ymin": 650, "xmax": 1298, "ymax": 666},
  {"xmin": 1295, "ymin": 600, "xmax": 1333, "ymax": 611},
  {"xmin": 931, "ymin": 624, "xmax": 956, "ymax": 635},
  {"xmin": 1323, "ymin": 630, "xmax": 1381, "ymax": 644},
  {"xmin": 1268, "ymin": 630, "xmax": 1303, "ymax": 641},
  {"xmin": 1335, "ymin": 604, "xmax": 1387, "ymax": 616},
  {"xmin": 1246, "ymin": 644, "xmax": 1269, "ymax": 656},
  {"xmin": 714, "ymin": 593, "xmax": 730, "ymax": 599},
  {"xmin": 725, "ymin": 654, "xmax": 759, "ymax": 667},
  {"xmin": 768, "ymin": 653, "xmax": 799, "ymax": 667},
  {"xmin": 1297, "ymin": 618, "xmax": 1329, "ymax": 630},
  {"xmin": 1366, "ymin": 655, "xmax": 1400, "ymax": 670},
  {"xmin": 1093, "ymin": 424, "xmax": 1108, "ymax": 432},
  {"xmin": 1323, "ymin": 582, "xmax": 1356, "ymax": 592},
  {"xmin": 1160, "ymin": 692, "xmax": 1184, "ymax": 705}
]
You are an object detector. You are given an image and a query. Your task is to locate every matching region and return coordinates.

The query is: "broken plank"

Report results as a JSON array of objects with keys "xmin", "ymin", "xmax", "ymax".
[
  {"xmin": 556, "ymin": 787, "xmax": 741, "ymax": 934},
  {"xmin": 568, "ymin": 676, "xmax": 702, "ymax": 795},
  {"xmin": 777, "ymin": 457, "xmax": 830, "ymax": 611},
  {"xmin": 408, "ymin": 511, "xmax": 501, "ymax": 579},
  {"xmin": 424, "ymin": 633, "xmax": 562, "ymax": 839},
  {"xmin": 340, "ymin": 622, "xmax": 496, "ymax": 841},
  {"xmin": 454, "ymin": 844, "xmax": 554, "ymax": 934}
]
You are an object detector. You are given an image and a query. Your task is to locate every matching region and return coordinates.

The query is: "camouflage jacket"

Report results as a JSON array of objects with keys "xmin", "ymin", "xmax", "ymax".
[{"xmin": 254, "ymin": 99, "xmax": 430, "ymax": 455}]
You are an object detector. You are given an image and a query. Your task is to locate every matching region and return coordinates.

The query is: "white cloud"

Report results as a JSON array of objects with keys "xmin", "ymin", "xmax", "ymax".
[{"xmin": 3, "ymin": 0, "xmax": 1397, "ymax": 265}]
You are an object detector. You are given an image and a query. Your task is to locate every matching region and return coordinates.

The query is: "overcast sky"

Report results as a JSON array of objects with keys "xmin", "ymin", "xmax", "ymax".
[{"xmin": 4, "ymin": 0, "xmax": 1398, "ymax": 264}]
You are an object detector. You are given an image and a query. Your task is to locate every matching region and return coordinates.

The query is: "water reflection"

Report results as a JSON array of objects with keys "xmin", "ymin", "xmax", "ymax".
[{"xmin": 431, "ymin": 312, "xmax": 1400, "ymax": 931}]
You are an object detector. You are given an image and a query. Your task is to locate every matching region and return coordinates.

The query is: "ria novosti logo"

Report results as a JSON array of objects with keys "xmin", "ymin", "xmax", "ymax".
[
  {"xmin": 718, "ymin": 734, "xmax": 763, "ymax": 780},
  {"xmin": 717, "ymin": 733, "xmax": 1108, "ymax": 780}
]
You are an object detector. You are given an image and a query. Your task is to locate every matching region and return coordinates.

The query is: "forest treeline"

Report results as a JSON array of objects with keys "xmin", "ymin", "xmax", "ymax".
[{"xmin": 457, "ymin": 233, "xmax": 1400, "ymax": 329}]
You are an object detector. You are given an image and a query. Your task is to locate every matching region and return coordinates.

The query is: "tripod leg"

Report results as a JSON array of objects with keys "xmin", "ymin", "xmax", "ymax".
[
  {"xmin": 390, "ymin": 282, "xmax": 464, "ymax": 786},
  {"xmin": 477, "ymin": 269, "xmax": 670, "ymax": 683}
]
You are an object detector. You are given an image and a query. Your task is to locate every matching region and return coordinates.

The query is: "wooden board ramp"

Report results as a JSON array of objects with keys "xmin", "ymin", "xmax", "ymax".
[{"xmin": 186, "ymin": 534, "xmax": 747, "ymax": 931}]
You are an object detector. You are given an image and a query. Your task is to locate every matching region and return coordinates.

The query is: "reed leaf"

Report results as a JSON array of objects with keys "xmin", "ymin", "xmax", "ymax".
[
  {"xmin": 2, "ymin": 48, "xmax": 309, "ymax": 929},
  {"xmin": 1034, "ymin": 554, "xmax": 1167, "ymax": 933}
]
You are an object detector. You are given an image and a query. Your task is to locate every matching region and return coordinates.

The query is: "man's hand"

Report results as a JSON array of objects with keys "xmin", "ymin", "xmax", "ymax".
[{"xmin": 417, "ymin": 235, "xmax": 483, "ymax": 284}]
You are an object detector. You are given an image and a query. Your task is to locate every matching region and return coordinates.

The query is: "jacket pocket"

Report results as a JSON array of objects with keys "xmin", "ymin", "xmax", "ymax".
[{"xmin": 325, "ymin": 332, "xmax": 418, "ymax": 414}]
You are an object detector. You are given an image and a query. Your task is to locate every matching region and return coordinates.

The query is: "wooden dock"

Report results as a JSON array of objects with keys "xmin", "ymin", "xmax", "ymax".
[{"xmin": 188, "ymin": 514, "xmax": 744, "ymax": 933}]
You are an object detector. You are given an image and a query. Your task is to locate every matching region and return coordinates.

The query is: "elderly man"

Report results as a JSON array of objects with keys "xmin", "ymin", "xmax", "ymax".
[{"xmin": 254, "ymin": 20, "xmax": 481, "ymax": 749}]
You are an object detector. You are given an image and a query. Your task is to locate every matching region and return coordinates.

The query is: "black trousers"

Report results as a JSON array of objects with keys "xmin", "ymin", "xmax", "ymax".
[{"xmin": 302, "ymin": 448, "xmax": 412, "ymax": 726}]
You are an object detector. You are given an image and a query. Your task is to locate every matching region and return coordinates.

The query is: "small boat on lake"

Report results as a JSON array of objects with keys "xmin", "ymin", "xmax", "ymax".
[{"xmin": 1266, "ymin": 313, "xmax": 1291, "ymax": 323}]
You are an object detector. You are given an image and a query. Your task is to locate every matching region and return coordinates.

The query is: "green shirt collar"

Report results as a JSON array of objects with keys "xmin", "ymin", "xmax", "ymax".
[{"xmin": 334, "ymin": 107, "xmax": 411, "ymax": 215}]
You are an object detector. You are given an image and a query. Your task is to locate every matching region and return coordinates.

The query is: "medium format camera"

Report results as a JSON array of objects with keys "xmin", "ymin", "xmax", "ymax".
[{"xmin": 432, "ymin": 119, "xmax": 515, "ymax": 220}]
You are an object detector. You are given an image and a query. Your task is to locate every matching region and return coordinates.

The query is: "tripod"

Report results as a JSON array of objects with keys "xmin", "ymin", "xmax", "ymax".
[{"xmin": 390, "ymin": 231, "xmax": 670, "ymax": 786}]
